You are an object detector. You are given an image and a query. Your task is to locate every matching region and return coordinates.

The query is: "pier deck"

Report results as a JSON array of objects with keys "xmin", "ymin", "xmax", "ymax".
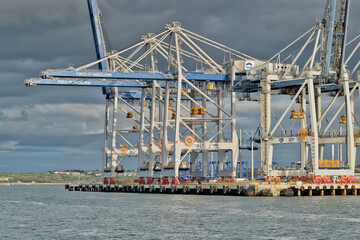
[{"xmin": 65, "ymin": 182, "xmax": 360, "ymax": 197}]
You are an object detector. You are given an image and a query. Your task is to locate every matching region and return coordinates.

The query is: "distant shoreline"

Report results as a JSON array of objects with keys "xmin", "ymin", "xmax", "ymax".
[
  {"xmin": 0, "ymin": 171, "xmax": 137, "ymax": 185},
  {"xmin": 0, "ymin": 183, "xmax": 67, "ymax": 186}
]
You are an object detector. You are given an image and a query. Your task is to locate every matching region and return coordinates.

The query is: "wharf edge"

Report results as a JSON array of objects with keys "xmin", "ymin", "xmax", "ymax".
[{"xmin": 65, "ymin": 182, "xmax": 360, "ymax": 197}]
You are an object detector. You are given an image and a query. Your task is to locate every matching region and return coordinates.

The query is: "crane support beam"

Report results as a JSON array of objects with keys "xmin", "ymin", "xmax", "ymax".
[
  {"xmin": 235, "ymin": 79, "xmax": 356, "ymax": 93},
  {"xmin": 25, "ymin": 78, "xmax": 144, "ymax": 88},
  {"xmin": 25, "ymin": 71, "xmax": 233, "ymax": 87},
  {"xmin": 40, "ymin": 70, "xmax": 231, "ymax": 82}
]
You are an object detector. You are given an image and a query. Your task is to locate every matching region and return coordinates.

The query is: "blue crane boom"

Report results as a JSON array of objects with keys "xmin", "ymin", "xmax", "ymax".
[
  {"xmin": 25, "ymin": 69, "xmax": 233, "ymax": 87},
  {"xmin": 25, "ymin": 78, "xmax": 144, "ymax": 88},
  {"xmin": 42, "ymin": 70, "xmax": 230, "ymax": 81},
  {"xmin": 323, "ymin": 0, "xmax": 351, "ymax": 78},
  {"xmin": 87, "ymin": 0, "xmax": 107, "ymax": 70}
]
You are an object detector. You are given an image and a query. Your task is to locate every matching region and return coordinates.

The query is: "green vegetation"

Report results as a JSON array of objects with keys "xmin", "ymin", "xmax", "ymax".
[{"xmin": 0, "ymin": 171, "xmax": 138, "ymax": 184}]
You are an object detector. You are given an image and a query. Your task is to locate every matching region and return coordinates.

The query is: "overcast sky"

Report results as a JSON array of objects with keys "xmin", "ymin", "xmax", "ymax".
[{"xmin": 1, "ymin": 0, "xmax": 359, "ymax": 172}]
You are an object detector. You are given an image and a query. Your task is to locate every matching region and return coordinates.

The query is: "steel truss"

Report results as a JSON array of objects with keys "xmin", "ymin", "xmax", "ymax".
[
  {"xmin": 235, "ymin": 0, "xmax": 360, "ymax": 178},
  {"xmin": 26, "ymin": 15, "xmax": 258, "ymax": 182}
]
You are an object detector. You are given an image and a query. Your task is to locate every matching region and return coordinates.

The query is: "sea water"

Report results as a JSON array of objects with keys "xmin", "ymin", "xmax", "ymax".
[{"xmin": 1, "ymin": 185, "xmax": 360, "ymax": 239}]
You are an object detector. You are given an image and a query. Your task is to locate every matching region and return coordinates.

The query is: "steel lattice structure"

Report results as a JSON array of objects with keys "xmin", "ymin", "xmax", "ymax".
[
  {"xmin": 235, "ymin": 0, "xmax": 360, "ymax": 179},
  {"xmin": 25, "ymin": 0, "xmax": 360, "ymax": 184},
  {"xmin": 26, "ymin": 0, "xmax": 259, "ymax": 184}
]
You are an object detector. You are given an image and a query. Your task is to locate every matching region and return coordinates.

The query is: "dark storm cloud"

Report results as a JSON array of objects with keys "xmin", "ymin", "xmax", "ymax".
[
  {"xmin": 1, "ymin": 0, "xmax": 359, "ymax": 171},
  {"xmin": 99, "ymin": 0, "xmax": 329, "ymax": 58}
]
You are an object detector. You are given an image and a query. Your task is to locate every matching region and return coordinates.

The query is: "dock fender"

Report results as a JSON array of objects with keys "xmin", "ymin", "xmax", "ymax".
[
  {"xmin": 259, "ymin": 189, "xmax": 273, "ymax": 197},
  {"xmin": 223, "ymin": 186, "xmax": 229, "ymax": 194},
  {"xmin": 196, "ymin": 185, "xmax": 202, "ymax": 193},
  {"xmin": 236, "ymin": 186, "xmax": 242, "ymax": 195},
  {"xmin": 210, "ymin": 185, "xmax": 217, "ymax": 194},
  {"xmin": 280, "ymin": 188, "xmax": 294, "ymax": 197},
  {"xmin": 243, "ymin": 188, "xmax": 255, "ymax": 196}
]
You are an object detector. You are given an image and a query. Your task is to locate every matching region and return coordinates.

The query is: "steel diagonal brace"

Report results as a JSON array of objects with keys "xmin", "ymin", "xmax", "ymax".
[
  {"xmin": 270, "ymin": 79, "xmax": 308, "ymax": 136},
  {"xmin": 322, "ymin": 82, "xmax": 359, "ymax": 135},
  {"xmin": 317, "ymin": 88, "xmax": 342, "ymax": 126},
  {"xmin": 114, "ymin": 102, "xmax": 150, "ymax": 134},
  {"xmin": 159, "ymin": 42, "xmax": 204, "ymax": 63},
  {"xmin": 281, "ymin": 34, "xmax": 317, "ymax": 64},
  {"xmin": 208, "ymin": 121, "xmax": 232, "ymax": 142},
  {"xmin": 321, "ymin": 107, "xmax": 343, "ymax": 136},
  {"xmin": 180, "ymin": 91, "xmax": 216, "ymax": 118},
  {"xmin": 118, "ymin": 96, "xmax": 162, "ymax": 131},
  {"xmin": 161, "ymin": 38, "xmax": 209, "ymax": 67},
  {"xmin": 268, "ymin": 26, "xmax": 316, "ymax": 62},
  {"xmin": 166, "ymin": 122, "xmax": 184, "ymax": 139},
  {"xmin": 75, "ymin": 29, "xmax": 171, "ymax": 71},
  {"xmin": 182, "ymin": 77, "xmax": 232, "ymax": 117},
  {"xmin": 178, "ymin": 33, "xmax": 221, "ymax": 73},
  {"xmin": 180, "ymin": 28, "xmax": 256, "ymax": 60},
  {"xmin": 180, "ymin": 149, "xmax": 191, "ymax": 162},
  {"xmin": 288, "ymin": 119, "xmax": 297, "ymax": 136},
  {"xmin": 113, "ymin": 43, "xmax": 147, "ymax": 72},
  {"xmin": 118, "ymin": 96, "xmax": 145, "ymax": 120},
  {"xmin": 300, "ymin": 45, "xmax": 321, "ymax": 76},
  {"xmin": 113, "ymin": 59, "xmax": 130, "ymax": 72},
  {"xmin": 114, "ymin": 55, "xmax": 145, "ymax": 70},
  {"xmin": 113, "ymin": 55, "xmax": 144, "ymax": 72},
  {"xmin": 168, "ymin": 84, "xmax": 191, "ymax": 114},
  {"xmin": 347, "ymin": 41, "xmax": 360, "ymax": 65},
  {"xmin": 143, "ymin": 87, "xmax": 180, "ymax": 133},
  {"xmin": 201, "ymin": 122, "xmax": 217, "ymax": 140},
  {"xmin": 352, "ymin": 112, "xmax": 360, "ymax": 129},
  {"xmin": 179, "ymin": 120, "xmax": 202, "ymax": 140},
  {"xmin": 115, "ymin": 132, "xmax": 134, "ymax": 148},
  {"xmin": 116, "ymin": 156, "xmax": 125, "ymax": 166},
  {"xmin": 155, "ymin": 43, "xmax": 189, "ymax": 72},
  {"xmin": 125, "ymin": 31, "xmax": 172, "ymax": 72},
  {"xmin": 323, "ymin": 115, "xmax": 337, "ymax": 135},
  {"xmin": 282, "ymin": 30, "xmax": 317, "ymax": 78},
  {"xmin": 352, "ymin": 61, "xmax": 360, "ymax": 75},
  {"xmin": 271, "ymin": 108, "xmax": 287, "ymax": 136}
]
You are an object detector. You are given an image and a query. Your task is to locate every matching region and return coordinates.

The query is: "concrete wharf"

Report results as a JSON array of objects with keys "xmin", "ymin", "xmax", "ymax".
[{"xmin": 65, "ymin": 182, "xmax": 360, "ymax": 197}]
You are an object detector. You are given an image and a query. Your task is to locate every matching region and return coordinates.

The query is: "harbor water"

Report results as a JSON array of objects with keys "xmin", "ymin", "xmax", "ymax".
[{"xmin": 1, "ymin": 185, "xmax": 360, "ymax": 239}]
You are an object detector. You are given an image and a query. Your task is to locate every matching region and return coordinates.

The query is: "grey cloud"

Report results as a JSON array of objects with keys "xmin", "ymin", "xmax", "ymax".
[
  {"xmin": 1, "ymin": 0, "xmax": 359, "ymax": 171},
  {"xmin": 0, "ymin": 110, "xmax": 28, "ymax": 121}
]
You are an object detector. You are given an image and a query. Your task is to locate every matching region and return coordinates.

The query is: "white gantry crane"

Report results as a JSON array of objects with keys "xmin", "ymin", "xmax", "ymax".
[
  {"xmin": 26, "ymin": 0, "xmax": 259, "ymax": 184},
  {"xmin": 235, "ymin": 0, "xmax": 360, "ymax": 183}
]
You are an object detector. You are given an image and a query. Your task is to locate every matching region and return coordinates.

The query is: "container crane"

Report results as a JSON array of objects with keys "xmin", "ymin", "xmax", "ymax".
[
  {"xmin": 235, "ymin": 0, "xmax": 360, "ymax": 181},
  {"xmin": 26, "ymin": 0, "xmax": 259, "ymax": 184}
]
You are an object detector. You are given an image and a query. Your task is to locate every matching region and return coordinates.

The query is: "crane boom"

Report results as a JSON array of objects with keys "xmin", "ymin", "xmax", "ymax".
[
  {"xmin": 322, "ymin": 0, "xmax": 351, "ymax": 79},
  {"xmin": 87, "ymin": 0, "xmax": 107, "ymax": 70}
]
